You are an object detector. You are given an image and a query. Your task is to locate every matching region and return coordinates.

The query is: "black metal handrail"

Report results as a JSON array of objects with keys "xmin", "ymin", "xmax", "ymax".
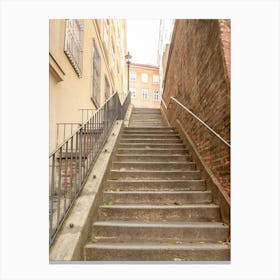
[{"xmin": 49, "ymin": 92, "xmax": 130, "ymax": 246}]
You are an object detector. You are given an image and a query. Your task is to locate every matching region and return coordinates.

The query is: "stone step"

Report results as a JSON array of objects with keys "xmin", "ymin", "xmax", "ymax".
[
  {"xmin": 114, "ymin": 154, "xmax": 192, "ymax": 162},
  {"xmin": 91, "ymin": 221, "xmax": 228, "ymax": 243},
  {"xmin": 121, "ymin": 134, "xmax": 179, "ymax": 139},
  {"xmin": 103, "ymin": 190, "xmax": 212, "ymax": 204},
  {"xmin": 111, "ymin": 161, "xmax": 196, "ymax": 171},
  {"xmin": 106, "ymin": 179, "xmax": 206, "ymax": 191},
  {"xmin": 110, "ymin": 170, "xmax": 201, "ymax": 180},
  {"xmin": 123, "ymin": 130, "xmax": 176, "ymax": 135},
  {"xmin": 124, "ymin": 127, "xmax": 175, "ymax": 131},
  {"xmin": 84, "ymin": 242, "xmax": 230, "ymax": 261},
  {"xmin": 118, "ymin": 143, "xmax": 185, "ymax": 149},
  {"xmin": 117, "ymin": 148, "xmax": 188, "ymax": 155},
  {"xmin": 98, "ymin": 204, "xmax": 220, "ymax": 222},
  {"xmin": 120, "ymin": 138, "xmax": 183, "ymax": 144}
]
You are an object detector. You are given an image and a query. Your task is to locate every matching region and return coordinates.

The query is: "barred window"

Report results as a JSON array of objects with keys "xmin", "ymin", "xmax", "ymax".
[
  {"xmin": 64, "ymin": 19, "xmax": 84, "ymax": 77},
  {"xmin": 92, "ymin": 42, "xmax": 101, "ymax": 106}
]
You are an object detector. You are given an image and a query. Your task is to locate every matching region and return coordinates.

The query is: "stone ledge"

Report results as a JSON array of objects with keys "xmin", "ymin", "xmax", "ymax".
[{"xmin": 49, "ymin": 120, "xmax": 123, "ymax": 261}]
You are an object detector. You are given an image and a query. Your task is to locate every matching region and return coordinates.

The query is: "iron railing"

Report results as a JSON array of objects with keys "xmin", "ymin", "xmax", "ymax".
[{"xmin": 49, "ymin": 92, "xmax": 130, "ymax": 246}]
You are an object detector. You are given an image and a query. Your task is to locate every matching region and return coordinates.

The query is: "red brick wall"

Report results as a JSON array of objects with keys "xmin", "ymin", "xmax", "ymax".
[
  {"xmin": 162, "ymin": 19, "xmax": 230, "ymax": 196},
  {"xmin": 218, "ymin": 19, "xmax": 231, "ymax": 80}
]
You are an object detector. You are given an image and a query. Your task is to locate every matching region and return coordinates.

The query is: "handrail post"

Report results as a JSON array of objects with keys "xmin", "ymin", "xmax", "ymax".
[{"xmin": 78, "ymin": 129, "xmax": 82, "ymax": 192}]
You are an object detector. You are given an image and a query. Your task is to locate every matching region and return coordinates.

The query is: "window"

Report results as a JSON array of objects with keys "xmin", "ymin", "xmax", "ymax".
[
  {"xmin": 142, "ymin": 89, "xmax": 148, "ymax": 100},
  {"xmin": 64, "ymin": 19, "xmax": 84, "ymax": 77},
  {"xmin": 104, "ymin": 21, "xmax": 109, "ymax": 48},
  {"xmin": 104, "ymin": 76, "xmax": 110, "ymax": 100},
  {"xmin": 153, "ymin": 75, "xmax": 159, "ymax": 83},
  {"xmin": 141, "ymin": 73, "xmax": 148, "ymax": 83},
  {"xmin": 130, "ymin": 71, "xmax": 136, "ymax": 81},
  {"xmin": 153, "ymin": 89, "xmax": 160, "ymax": 100},
  {"xmin": 130, "ymin": 88, "xmax": 137, "ymax": 99},
  {"xmin": 92, "ymin": 42, "xmax": 101, "ymax": 106}
]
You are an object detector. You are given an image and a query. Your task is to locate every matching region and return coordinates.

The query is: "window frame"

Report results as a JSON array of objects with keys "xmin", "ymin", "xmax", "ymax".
[
  {"xmin": 91, "ymin": 41, "xmax": 101, "ymax": 107},
  {"xmin": 64, "ymin": 19, "xmax": 84, "ymax": 78},
  {"xmin": 141, "ymin": 73, "xmax": 148, "ymax": 83},
  {"xmin": 153, "ymin": 89, "xmax": 160, "ymax": 100},
  {"xmin": 130, "ymin": 88, "xmax": 137, "ymax": 99},
  {"xmin": 129, "ymin": 71, "xmax": 136, "ymax": 82},
  {"xmin": 152, "ymin": 74, "xmax": 159, "ymax": 84},
  {"xmin": 142, "ymin": 88, "xmax": 148, "ymax": 100}
]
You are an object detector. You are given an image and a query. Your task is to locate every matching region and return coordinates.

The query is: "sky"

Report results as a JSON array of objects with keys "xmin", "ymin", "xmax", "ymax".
[{"xmin": 126, "ymin": 19, "xmax": 160, "ymax": 66}]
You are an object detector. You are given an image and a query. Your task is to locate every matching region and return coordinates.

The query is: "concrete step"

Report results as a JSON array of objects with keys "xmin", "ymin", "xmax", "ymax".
[
  {"xmin": 112, "ymin": 162, "xmax": 196, "ymax": 170},
  {"xmin": 84, "ymin": 242, "xmax": 230, "ymax": 261},
  {"xmin": 103, "ymin": 190, "xmax": 212, "ymax": 204},
  {"xmin": 106, "ymin": 179, "xmax": 206, "ymax": 191},
  {"xmin": 117, "ymin": 148, "xmax": 188, "ymax": 155},
  {"xmin": 124, "ymin": 127, "xmax": 175, "ymax": 131},
  {"xmin": 121, "ymin": 134, "xmax": 180, "ymax": 139},
  {"xmin": 91, "ymin": 221, "xmax": 228, "ymax": 243},
  {"xmin": 119, "ymin": 139, "xmax": 183, "ymax": 144},
  {"xmin": 123, "ymin": 130, "xmax": 176, "ymax": 135},
  {"xmin": 118, "ymin": 143, "xmax": 185, "ymax": 149},
  {"xmin": 115, "ymin": 154, "xmax": 192, "ymax": 162},
  {"xmin": 98, "ymin": 204, "xmax": 220, "ymax": 222},
  {"xmin": 110, "ymin": 170, "xmax": 201, "ymax": 180}
]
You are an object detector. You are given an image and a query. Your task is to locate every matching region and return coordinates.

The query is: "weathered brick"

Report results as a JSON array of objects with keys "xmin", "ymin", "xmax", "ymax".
[{"xmin": 163, "ymin": 19, "xmax": 230, "ymax": 196}]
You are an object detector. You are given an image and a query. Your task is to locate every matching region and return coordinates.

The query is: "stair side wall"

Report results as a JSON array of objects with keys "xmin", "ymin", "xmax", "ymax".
[{"xmin": 162, "ymin": 19, "xmax": 230, "ymax": 197}]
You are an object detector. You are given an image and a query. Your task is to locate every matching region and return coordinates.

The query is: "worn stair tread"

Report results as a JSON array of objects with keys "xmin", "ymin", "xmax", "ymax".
[
  {"xmin": 118, "ymin": 148, "xmax": 187, "ymax": 151},
  {"xmin": 93, "ymin": 220, "xmax": 228, "ymax": 228},
  {"xmin": 107, "ymin": 179, "xmax": 205, "ymax": 183},
  {"xmin": 112, "ymin": 161, "xmax": 194, "ymax": 165},
  {"xmin": 85, "ymin": 242, "xmax": 230, "ymax": 250},
  {"xmin": 100, "ymin": 204, "xmax": 219, "ymax": 209},
  {"xmin": 110, "ymin": 170, "xmax": 199, "ymax": 173},
  {"xmin": 103, "ymin": 190, "xmax": 210, "ymax": 194}
]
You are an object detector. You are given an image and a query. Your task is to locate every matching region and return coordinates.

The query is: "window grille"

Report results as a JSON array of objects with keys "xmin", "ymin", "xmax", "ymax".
[
  {"xmin": 64, "ymin": 19, "xmax": 84, "ymax": 77},
  {"xmin": 92, "ymin": 42, "xmax": 101, "ymax": 106}
]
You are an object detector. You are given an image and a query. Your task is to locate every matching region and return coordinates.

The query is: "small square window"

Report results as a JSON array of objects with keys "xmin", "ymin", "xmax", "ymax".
[
  {"xmin": 141, "ymin": 73, "xmax": 148, "ymax": 83},
  {"xmin": 153, "ymin": 75, "xmax": 159, "ymax": 83}
]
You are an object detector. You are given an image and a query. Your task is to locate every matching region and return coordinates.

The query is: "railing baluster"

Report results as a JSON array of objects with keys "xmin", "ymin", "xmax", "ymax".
[
  {"xmin": 70, "ymin": 136, "xmax": 74, "ymax": 201},
  {"xmin": 49, "ymin": 92, "xmax": 131, "ymax": 246},
  {"xmin": 75, "ymin": 132, "xmax": 79, "ymax": 197},
  {"xmin": 64, "ymin": 141, "xmax": 68, "ymax": 212},
  {"xmin": 57, "ymin": 147, "xmax": 63, "ymax": 229},
  {"xmin": 78, "ymin": 129, "xmax": 83, "ymax": 191},
  {"xmin": 49, "ymin": 154, "xmax": 55, "ymax": 243}
]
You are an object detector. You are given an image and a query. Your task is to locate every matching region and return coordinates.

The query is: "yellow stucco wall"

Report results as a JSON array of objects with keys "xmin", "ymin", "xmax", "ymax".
[{"xmin": 49, "ymin": 19, "xmax": 127, "ymax": 152}]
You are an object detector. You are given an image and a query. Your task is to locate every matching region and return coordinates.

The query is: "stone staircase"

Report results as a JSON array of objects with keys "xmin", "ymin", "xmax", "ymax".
[{"xmin": 84, "ymin": 108, "xmax": 230, "ymax": 261}]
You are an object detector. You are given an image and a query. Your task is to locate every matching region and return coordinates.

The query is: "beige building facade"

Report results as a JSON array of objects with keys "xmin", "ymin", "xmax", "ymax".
[
  {"xmin": 49, "ymin": 19, "xmax": 127, "ymax": 152},
  {"xmin": 129, "ymin": 63, "xmax": 160, "ymax": 108}
]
